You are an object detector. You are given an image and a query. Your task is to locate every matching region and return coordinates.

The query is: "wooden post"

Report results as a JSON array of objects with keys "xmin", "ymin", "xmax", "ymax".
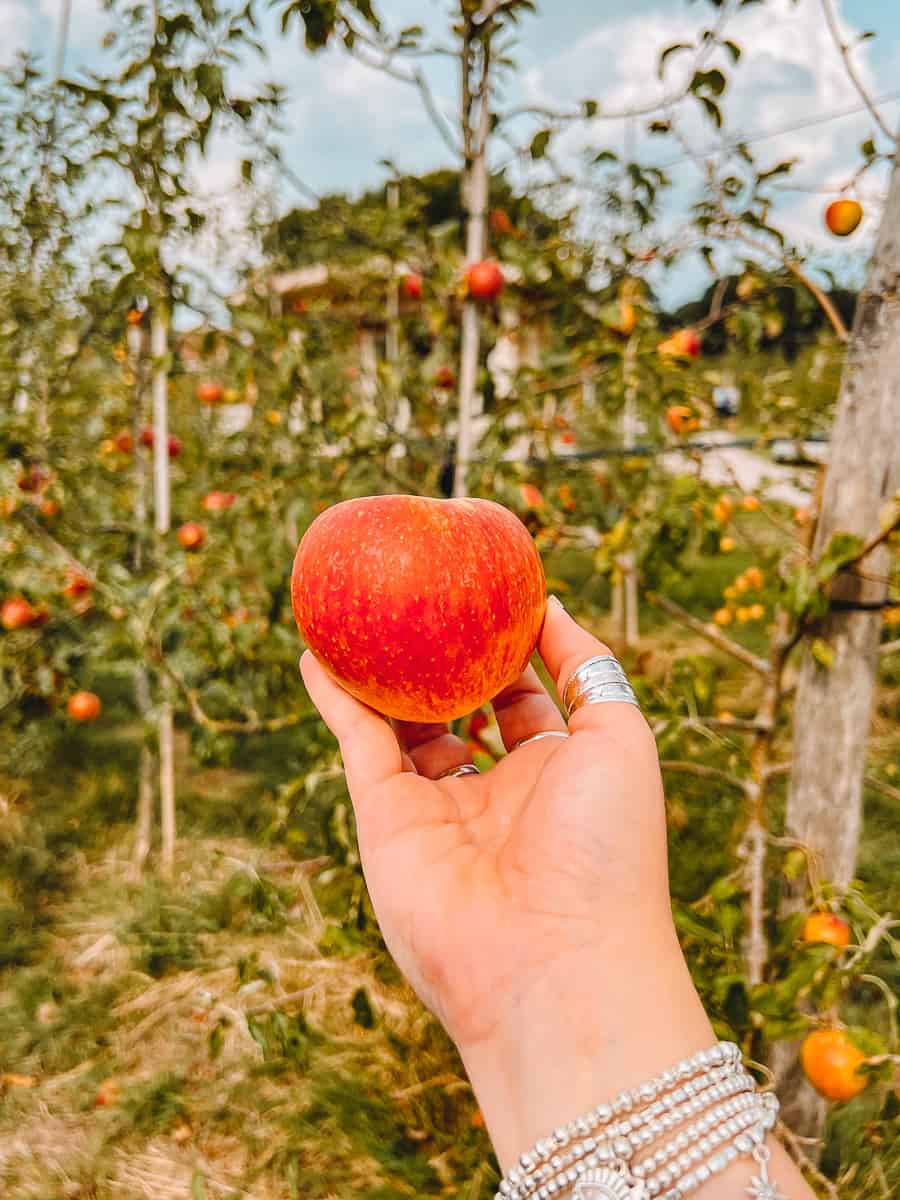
[
  {"xmin": 788, "ymin": 137, "xmax": 900, "ymax": 891},
  {"xmin": 386, "ymin": 180, "xmax": 400, "ymax": 365},
  {"xmin": 454, "ymin": 21, "xmax": 491, "ymax": 499},
  {"xmin": 129, "ymin": 316, "xmax": 155, "ymax": 874},
  {"xmin": 151, "ymin": 309, "xmax": 176, "ymax": 878},
  {"xmin": 777, "ymin": 132, "xmax": 900, "ymax": 1134}
]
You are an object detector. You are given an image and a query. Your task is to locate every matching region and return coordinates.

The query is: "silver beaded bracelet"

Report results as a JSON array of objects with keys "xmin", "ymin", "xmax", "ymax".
[{"xmin": 494, "ymin": 1042, "xmax": 785, "ymax": 1200}]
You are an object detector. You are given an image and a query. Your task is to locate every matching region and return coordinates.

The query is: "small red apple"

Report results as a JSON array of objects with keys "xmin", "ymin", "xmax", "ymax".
[
  {"xmin": 202, "ymin": 491, "xmax": 236, "ymax": 512},
  {"xmin": 401, "ymin": 273, "xmax": 423, "ymax": 300},
  {"xmin": 39, "ymin": 498, "xmax": 60, "ymax": 519},
  {"xmin": 17, "ymin": 467, "xmax": 48, "ymax": 494},
  {"xmin": 113, "ymin": 430, "xmax": 134, "ymax": 454},
  {"xmin": 658, "ymin": 329, "xmax": 701, "ymax": 359},
  {"xmin": 435, "ymin": 366, "xmax": 456, "ymax": 390},
  {"xmin": 825, "ymin": 199, "xmax": 863, "ymax": 238},
  {"xmin": 139, "ymin": 427, "xmax": 154, "ymax": 448},
  {"xmin": 489, "ymin": 208, "xmax": 514, "ymax": 237},
  {"xmin": 520, "ymin": 483, "xmax": 544, "ymax": 510},
  {"xmin": 126, "ymin": 307, "xmax": 145, "ymax": 326},
  {"xmin": 465, "ymin": 260, "xmax": 505, "ymax": 302},
  {"xmin": 177, "ymin": 522, "xmax": 206, "ymax": 550},
  {"xmin": 167, "ymin": 435, "xmax": 182, "ymax": 458},
  {"xmin": 1, "ymin": 597, "xmax": 39, "ymax": 630},
  {"xmin": 803, "ymin": 912, "xmax": 851, "ymax": 948},
  {"xmin": 196, "ymin": 381, "xmax": 225, "ymax": 405},
  {"xmin": 68, "ymin": 691, "xmax": 101, "ymax": 722},
  {"xmin": 63, "ymin": 572, "xmax": 92, "ymax": 598},
  {"xmin": 292, "ymin": 496, "xmax": 546, "ymax": 723}
]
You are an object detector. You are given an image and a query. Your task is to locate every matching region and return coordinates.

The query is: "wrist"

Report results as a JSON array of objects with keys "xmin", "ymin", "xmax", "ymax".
[{"xmin": 458, "ymin": 925, "xmax": 715, "ymax": 1173}]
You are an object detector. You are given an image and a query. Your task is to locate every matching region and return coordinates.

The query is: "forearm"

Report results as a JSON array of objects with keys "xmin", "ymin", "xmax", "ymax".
[{"xmin": 459, "ymin": 927, "xmax": 815, "ymax": 1200}]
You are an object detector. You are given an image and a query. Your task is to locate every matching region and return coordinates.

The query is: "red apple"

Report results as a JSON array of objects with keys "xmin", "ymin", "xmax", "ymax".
[
  {"xmin": 167, "ymin": 435, "xmax": 182, "ymax": 458},
  {"xmin": 67, "ymin": 691, "xmax": 101, "ymax": 722},
  {"xmin": 1, "ymin": 597, "xmax": 39, "ymax": 630},
  {"xmin": 63, "ymin": 572, "xmax": 92, "ymax": 598},
  {"xmin": 435, "ymin": 366, "xmax": 456, "ymax": 390},
  {"xmin": 196, "ymin": 380, "xmax": 224, "ymax": 405},
  {"xmin": 401, "ymin": 273, "xmax": 423, "ymax": 300},
  {"xmin": 520, "ymin": 483, "xmax": 544, "ymax": 510},
  {"xmin": 178, "ymin": 522, "xmax": 206, "ymax": 550},
  {"xmin": 658, "ymin": 329, "xmax": 701, "ymax": 359},
  {"xmin": 17, "ymin": 466, "xmax": 48, "ymax": 494},
  {"xmin": 465, "ymin": 260, "xmax": 505, "ymax": 302},
  {"xmin": 203, "ymin": 491, "xmax": 236, "ymax": 512},
  {"xmin": 825, "ymin": 199, "xmax": 863, "ymax": 238},
  {"xmin": 113, "ymin": 430, "xmax": 134, "ymax": 454},
  {"xmin": 139, "ymin": 427, "xmax": 155, "ymax": 448},
  {"xmin": 292, "ymin": 496, "xmax": 546, "ymax": 723}
]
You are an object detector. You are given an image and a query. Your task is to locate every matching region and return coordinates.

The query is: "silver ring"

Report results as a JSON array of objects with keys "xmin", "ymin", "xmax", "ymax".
[
  {"xmin": 564, "ymin": 655, "xmax": 639, "ymax": 717},
  {"xmin": 514, "ymin": 731, "xmax": 570, "ymax": 750},
  {"xmin": 437, "ymin": 763, "xmax": 480, "ymax": 780}
]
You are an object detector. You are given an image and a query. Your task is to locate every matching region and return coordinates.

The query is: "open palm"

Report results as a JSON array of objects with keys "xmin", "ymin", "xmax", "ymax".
[{"xmin": 300, "ymin": 599, "xmax": 673, "ymax": 1055}]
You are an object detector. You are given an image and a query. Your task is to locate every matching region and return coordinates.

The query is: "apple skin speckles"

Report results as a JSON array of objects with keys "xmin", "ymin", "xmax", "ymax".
[{"xmin": 291, "ymin": 495, "xmax": 547, "ymax": 723}]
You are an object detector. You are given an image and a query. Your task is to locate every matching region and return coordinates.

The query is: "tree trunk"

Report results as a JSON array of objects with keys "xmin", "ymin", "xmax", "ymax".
[
  {"xmin": 129, "ymin": 318, "xmax": 156, "ymax": 875},
  {"xmin": 778, "ymin": 133, "xmax": 900, "ymax": 1134},
  {"xmin": 454, "ymin": 28, "xmax": 491, "ymax": 500},
  {"xmin": 788, "ymin": 140, "xmax": 900, "ymax": 890},
  {"xmin": 151, "ymin": 309, "xmax": 176, "ymax": 877}
]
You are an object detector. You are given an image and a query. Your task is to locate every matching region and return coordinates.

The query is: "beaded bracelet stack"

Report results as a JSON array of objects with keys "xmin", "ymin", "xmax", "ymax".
[{"xmin": 495, "ymin": 1042, "xmax": 784, "ymax": 1200}]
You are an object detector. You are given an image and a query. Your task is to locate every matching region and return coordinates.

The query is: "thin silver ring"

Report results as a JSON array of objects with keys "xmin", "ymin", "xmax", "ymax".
[
  {"xmin": 564, "ymin": 654, "xmax": 639, "ymax": 716},
  {"xmin": 437, "ymin": 763, "xmax": 480, "ymax": 780},
  {"xmin": 514, "ymin": 730, "xmax": 570, "ymax": 750}
]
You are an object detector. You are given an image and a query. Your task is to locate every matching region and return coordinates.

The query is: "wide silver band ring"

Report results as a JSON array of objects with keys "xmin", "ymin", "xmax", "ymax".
[
  {"xmin": 564, "ymin": 654, "xmax": 639, "ymax": 717},
  {"xmin": 438, "ymin": 763, "xmax": 480, "ymax": 780},
  {"xmin": 514, "ymin": 730, "xmax": 570, "ymax": 750}
]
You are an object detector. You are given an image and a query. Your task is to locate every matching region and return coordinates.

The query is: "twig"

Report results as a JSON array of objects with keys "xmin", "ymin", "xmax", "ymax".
[
  {"xmin": 393, "ymin": 1072, "xmax": 472, "ymax": 1101},
  {"xmin": 820, "ymin": 0, "xmax": 897, "ymax": 143},
  {"xmin": 880, "ymin": 639, "xmax": 900, "ymax": 656},
  {"xmin": 648, "ymin": 592, "xmax": 771, "ymax": 675},
  {"xmin": 784, "ymin": 260, "xmax": 849, "ymax": 343},
  {"xmin": 660, "ymin": 760, "xmax": 749, "ymax": 792},
  {"xmin": 865, "ymin": 773, "xmax": 900, "ymax": 804},
  {"xmin": 154, "ymin": 650, "xmax": 308, "ymax": 735},
  {"xmin": 777, "ymin": 1120, "xmax": 838, "ymax": 1199},
  {"xmin": 243, "ymin": 987, "xmax": 313, "ymax": 1015}
]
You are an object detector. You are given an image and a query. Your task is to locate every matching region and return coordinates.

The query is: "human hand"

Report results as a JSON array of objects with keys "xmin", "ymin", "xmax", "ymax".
[{"xmin": 300, "ymin": 597, "xmax": 716, "ymax": 1168}]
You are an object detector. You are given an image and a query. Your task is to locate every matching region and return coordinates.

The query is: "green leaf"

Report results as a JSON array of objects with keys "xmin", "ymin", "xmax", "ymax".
[
  {"xmin": 658, "ymin": 42, "xmax": 692, "ymax": 80},
  {"xmin": 530, "ymin": 129, "xmax": 551, "ymax": 160},
  {"xmin": 811, "ymin": 638, "xmax": 835, "ymax": 670},
  {"xmin": 697, "ymin": 95, "xmax": 722, "ymax": 128},
  {"xmin": 191, "ymin": 1172, "xmax": 208, "ymax": 1200},
  {"xmin": 815, "ymin": 531, "xmax": 865, "ymax": 584}
]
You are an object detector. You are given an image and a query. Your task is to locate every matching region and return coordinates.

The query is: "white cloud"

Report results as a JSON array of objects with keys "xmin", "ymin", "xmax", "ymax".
[
  {"xmin": 0, "ymin": 0, "xmax": 32, "ymax": 66},
  {"xmin": 512, "ymin": 0, "xmax": 894, "ymax": 296}
]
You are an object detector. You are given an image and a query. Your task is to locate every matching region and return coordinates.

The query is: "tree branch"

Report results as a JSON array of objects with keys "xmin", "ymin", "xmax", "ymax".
[
  {"xmin": 820, "ymin": 0, "xmax": 897, "ymax": 144},
  {"xmin": 880, "ymin": 638, "xmax": 900, "ymax": 657},
  {"xmin": 660, "ymin": 760, "xmax": 750, "ymax": 792},
  {"xmin": 648, "ymin": 592, "xmax": 771, "ymax": 675}
]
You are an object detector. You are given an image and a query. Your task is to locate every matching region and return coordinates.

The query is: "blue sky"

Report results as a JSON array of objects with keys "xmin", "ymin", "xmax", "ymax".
[{"xmin": 7, "ymin": 0, "xmax": 900, "ymax": 305}]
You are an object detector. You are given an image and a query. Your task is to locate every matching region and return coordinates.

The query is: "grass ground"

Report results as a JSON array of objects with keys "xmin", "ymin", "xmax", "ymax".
[{"xmin": 1, "ymin": 538, "xmax": 897, "ymax": 1198}]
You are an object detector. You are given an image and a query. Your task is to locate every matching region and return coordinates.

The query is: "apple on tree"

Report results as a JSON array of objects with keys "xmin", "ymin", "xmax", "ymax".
[
  {"xmin": 177, "ymin": 522, "xmax": 206, "ymax": 550},
  {"xmin": 292, "ymin": 496, "xmax": 546, "ymax": 723},
  {"xmin": 465, "ymin": 260, "xmax": 505, "ymax": 302},
  {"xmin": 825, "ymin": 199, "xmax": 863, "ymax": 237},
  {"xmin": 401, "ymin": 273, "xmax": 423, "ymax": 300}
]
